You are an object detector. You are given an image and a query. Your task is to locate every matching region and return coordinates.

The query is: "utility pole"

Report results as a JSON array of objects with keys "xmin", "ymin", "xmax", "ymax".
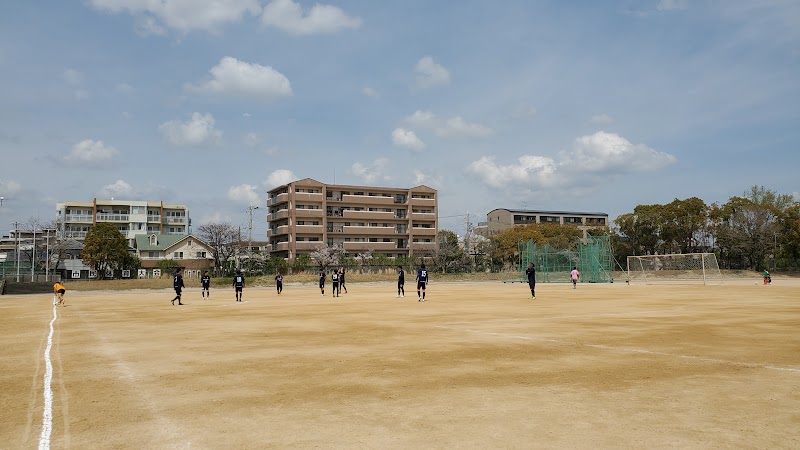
[
  {"xmin": 247, "ymin": 205, "xmax": 259, "ymax": 255},
  {"xmin": 31, "ymin": 227, "xmax": 36, "ymax": 280},
  {"xmin": 14, "ymin": 221, "xmax": 20, "ymax": 282}
]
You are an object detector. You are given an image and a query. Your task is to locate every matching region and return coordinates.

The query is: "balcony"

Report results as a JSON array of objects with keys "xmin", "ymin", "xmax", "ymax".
[
  {"xmin": 97, "ymin": 213, "xmax": 129, "ymax": 222},
  {"xmin": 295, "ymin": 208, "xmax": 324, "ymax": 218},
  {"xmin": 411, "ymin": 212, "xmax": 436, "ymax": 219},
  {"xmin": 62, "ymin": 231, "xmax": 88, "ymax": 238},
  {"xmin": 296, "ymin": 224, "xmax": 324, "ymax": 235},
  {"xmin": 293, "ymin": 192, "xmax": 323, "ymax": 203},
  {"xmin": 410, "ymin": 241, "xmax": 436, "ymax": 250},
  {"xmin": 65, "ymin": 215, "xmax": 93, "ymax": 223},
  {"xmin": 272, "ymin": 242, "xmax": 289, "ymax": 252},
  {"xmin": 411, "ymin": 227, "xmax": 437, "ymax": 236},
  {"xmin": 343, "ymin": 241, "xmax": 398, "ymax": 251},
  {"xmin": 147, "ymin": 215, "xmax": 161, "ymax": 222},
  {"xmin": 341, "ymin": 194, "xmax": 396, "ymax": 206},
  {"xmin": 295, "ymin": 242, "xmax": 324, "ymax": 251},
  {"xmin": 410, "ymin": 197, "xmax": 436, "ymax": 207},
  {"xmin": 163, "ymin": 217, "xmax": 186, "ymax": 224},
  {"xmin": 341, "ymin": 210, "xmax": 395, "ymax": 221},
  {"xmin": 269, "ymin": 210, "xmax": 289, "ymax": 221},
  {"xmin": 267, "ymin": 192, "xmax": 289, "ymax": 206},
  {"xmin": 342, "ymin": 226, "xmax": 395, "ymax": 236},
  {"xmin": 268, "ymin": 225, "xmax": 290, "ymax": 238}
]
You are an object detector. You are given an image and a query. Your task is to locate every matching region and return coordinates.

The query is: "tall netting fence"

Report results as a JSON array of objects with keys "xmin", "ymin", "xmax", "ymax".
[{"xmin": 518, "ymin": 235, "xmax": 614, "ymax": 283}]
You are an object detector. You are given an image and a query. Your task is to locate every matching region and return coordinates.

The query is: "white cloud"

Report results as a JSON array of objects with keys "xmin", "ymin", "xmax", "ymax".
[
  {"xmin": 350, "ymin": 159, "xmax": 390, "ymax": 184},
  {"xmin": 362, "ymin": 86, "xmax": 379, "ymax": 98},
  {"xmin": 467, "ymin": 155, "xmax": 558, "ymax": 189},
  {"xmin": 186, "ymin": 56, "xmax": 292, "ymax": 101},
  {"xmin": 657, "ymin": 0, "xmax": 688, "ymax": 11},
  {"xmin": 227, "ymin": 184, "xmax": 261, "ymax": 206},
  {"xmin": 261, "ymin": 0, "xmax": 361, "ymax": 35},
  {"xmin": 0, "ymin": 179, "xmax": 22, "ymax": 196},
  {"xmin": 563, "ymin": 131, "xmax": 676, "ymax": 173},
  {"xmin": 243, "ymin": 132, "xmax": 261, "ymax": 147},
  {"xmin": 263, "ymin": 169, "xmax": 297, "ymax": 188},
  {"xmin": 412, "ymin": 170, "xmax": 442, "ymax": 187},
  {"xmin": 403, "ymin": 110, "xmax": 494, "ymax": 139},
  {"xmin": 159, "ymin": 112, "xmax": 222, "ymax": 146},
  {"xmin": 98, "ymin": 179, "xmax": 134, "ymax": 198},
  {"xmin": 414, "ymin": 56, "xmax": 450, "ymax": 89},
  {"xmin": 64, "ymin": 139, "xmax": 119, "ymax": 165},
  {"xmin": 88, "ymin": 0, "xmax": 262, "ymax": 34},
  {"xmin": 391, "ymin": 128, "xmax": 426, "ymax": 152},
  {"xmin": 115, "ymin": 82, "xmax": 134, "ymax": 94},
  {"xmin": 62, "ymin": 68, "xmax": 83, "ymax": 85},
  {"xmin": 467, "ymin": 131, "xmax": 676, "ymax": 190},
  {"xmin": 589, "ymin": 113, "xmax": 614, "ymax": 125}
]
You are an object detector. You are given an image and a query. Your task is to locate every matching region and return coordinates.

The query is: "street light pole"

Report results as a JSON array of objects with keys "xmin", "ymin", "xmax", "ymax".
[
  {"xmin": 247, "ymin": 205, "xmax": 259, "ymax": 255},
  {"xmin": 14, "ymin": 221, "xmax": 20, "ymax": 282}
]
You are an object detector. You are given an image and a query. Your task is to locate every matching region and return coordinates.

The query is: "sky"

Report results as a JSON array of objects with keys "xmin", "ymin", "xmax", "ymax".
[{"xmin": 0, "ymin": 0, "xmax": 798, "ymax": 238}]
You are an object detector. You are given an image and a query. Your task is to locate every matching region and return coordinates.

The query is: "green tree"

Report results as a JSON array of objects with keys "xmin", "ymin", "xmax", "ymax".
[
  {"xmin": 292, "ymin": 253, "xmax": 312, "ymax": 273},
  {"xmin": 712, "ymin": 186, "xmax": 791, "ymax": 270},
  {"xmin": 156, "ymin": 259, "xmax": 180, "ymax": 272},
  {"xmin": 80, "ymin": 223, "xmax": 130, "ymax": 279}
]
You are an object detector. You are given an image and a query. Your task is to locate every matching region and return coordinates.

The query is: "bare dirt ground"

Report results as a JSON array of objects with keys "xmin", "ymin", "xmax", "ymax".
[{"xmin": 2, "ymin": 277, "xmax": 799, "ymax": 449}]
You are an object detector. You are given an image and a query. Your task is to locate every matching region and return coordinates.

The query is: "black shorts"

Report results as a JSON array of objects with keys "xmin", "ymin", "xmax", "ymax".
[
  {"xmin": 332, "ymin": 282, "xmax": 339, "ymax": 288},
  {"xmin": 202, "ymin": 285, "xmax": 210, "ymax": 290},
  {"xmin": 235, "ymin": 286, "xmax": 243, "ymax": 292},
  {"xmin": 528, "ymin": 281, "xmax": 535, "ymax": 288},
  {"xmin": 174, "ymin": 287, "xmax": 182, "ymax": 295},
  {"xmin": 276, "ymin": 282, "xmax": 282, "ymax": 288},
  {"xmin": 417, "ymin": 281, "xmax": 426, "ymax": 290},
  {"xmin": 319, "ymin": 281, "xmax": 325, "ymax": 288},
  {"xmin": 56, "ymin": 289, "xmax": 66, "ymax": 295}
]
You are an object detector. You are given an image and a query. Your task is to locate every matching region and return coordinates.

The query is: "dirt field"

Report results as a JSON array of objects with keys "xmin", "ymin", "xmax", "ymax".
[{"xmin": 2, "ymin": 278, "xmax": 799, "ymax": 449}]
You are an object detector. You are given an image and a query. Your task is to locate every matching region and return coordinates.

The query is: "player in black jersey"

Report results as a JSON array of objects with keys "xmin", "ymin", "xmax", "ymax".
[
  {"xmin": 319, "ymin": 269, "xmax": 326, "ymax": 296},
  {"xmin": 233, "ymin": 270, "xmax": 245, "ymax": 302},
  {"xmin": 525, "ymin": 262, "xmax": 536, "ymax": 299},
  {"xmin": 416, "ymin": 264, "xmax": 429, "ymax": 301},
  {"xmin": 396, "ymin": 266, "xmax": 405, "ymax": 298},
  {"xmin": 201, "ymin": 270, "xmax": 211, "ymax": 299},
  {"xmin": 172, "ymin": 269, "xmax": 185, "ymax": 305},
  {"xmin": 275, "ymin": 271, "xmax": 283, "ymax": 295},
  {"xmin": 338, "ymin": 268, "xmax": 347, "ymax": 294},
  {"xmin": 331, "ymin": 270, "xmax": 339, "ymax": 297}
]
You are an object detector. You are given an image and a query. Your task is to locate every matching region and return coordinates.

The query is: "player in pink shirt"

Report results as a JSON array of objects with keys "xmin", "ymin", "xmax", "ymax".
[{"xmin": 570, "ymin": 267, "xmax": 580, "ymax": 289}]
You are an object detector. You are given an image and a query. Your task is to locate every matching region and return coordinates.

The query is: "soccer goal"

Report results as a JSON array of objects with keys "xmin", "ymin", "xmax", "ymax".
[{"xmin": 626, "ymin": 253, "xmax": 723, "ymax": 285}]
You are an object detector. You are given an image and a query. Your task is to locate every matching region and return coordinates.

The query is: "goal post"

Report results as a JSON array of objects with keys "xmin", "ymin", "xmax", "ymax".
[{"xmin": 626, "ymin": 253, "xmax": 723, "ymax": 285}]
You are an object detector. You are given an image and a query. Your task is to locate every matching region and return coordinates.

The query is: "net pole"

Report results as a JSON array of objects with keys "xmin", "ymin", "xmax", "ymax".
[{"xmin": 701, "ymin": 254, "xmax": 707, "ymax": 286}]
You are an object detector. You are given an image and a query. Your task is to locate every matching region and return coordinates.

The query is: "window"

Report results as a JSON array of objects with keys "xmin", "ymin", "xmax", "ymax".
[
  {"xmin": 174, "ymin": 252, "xmax": 183, "ymax": 259},
  {"xmin": 196, "ymin": 251, "xmax": 206, "ymax": 258},
  {"xmin": 148, "ymin": 251, "xmax": 158, "ymax": 258}
]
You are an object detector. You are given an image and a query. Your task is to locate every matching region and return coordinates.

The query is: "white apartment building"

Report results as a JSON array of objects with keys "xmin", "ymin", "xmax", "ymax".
[{"xmin": 56, "ymin": 199, "xmax": 190, "ymax": 246}]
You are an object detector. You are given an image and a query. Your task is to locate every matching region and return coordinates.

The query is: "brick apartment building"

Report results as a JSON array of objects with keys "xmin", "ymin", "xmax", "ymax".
[{"xmin": 267, "ymin": 178, "xmax": 437, "ymax": 260}]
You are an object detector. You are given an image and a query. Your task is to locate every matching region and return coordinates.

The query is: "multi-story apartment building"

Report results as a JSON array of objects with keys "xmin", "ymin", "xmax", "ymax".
[
  {"xmin": 267, "ymin": 178, "xmax": 437, "ymax": 260},
  {"xmin": 482, "ymin": 208, "xmax": 608, "ymax": 238},
  {"xmin": 56, "ymin": 199, "xmax": 190, "ymax": 246}
]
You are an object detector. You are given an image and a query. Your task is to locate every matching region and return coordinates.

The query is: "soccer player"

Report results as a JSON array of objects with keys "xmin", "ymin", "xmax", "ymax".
[
  {"xmin": 526, "ymin": 262, "xmax": 536, "ymax": 299},
  {"xmin": 416, "ymin": 263, "xmax": 429, "ymax": 301},
  {"xmin": 233, "ymin": 270, "xmax": 245, "ymax": 302},
  {"xmin": 396, "ymin": 266, "xmax": 405, "ymax": 298},
  {"xmin": 172, "ymin": 269, "xmax": 185, "ymax": 305},
  {"xmin": 338, "ymin": 268, "xmax": 347, "ymax": 294},
  {"xmin": 763, "ymin": 269, "xmax": 770, "ymax": 285},
  {"xmin": 570, "ymin": 266, "xmax": 580, "ymax": 289},
  {"xmin": 201, "ymin": 270, "xmax": 211, "ymax": 299},
  {"xmin": 331, "ymin": 270, "xmax": 340, "ymax": 297},
  {"xmin": 53, "ymin": 281, "xmax": 66, "ymax": 306},
  {"xmin": 275, "ymin": 271, "xmax": 283, "ymax": 295},
  {"xmin": 319, "ymin": 269, "xmax": 326, "ymax": 296}
]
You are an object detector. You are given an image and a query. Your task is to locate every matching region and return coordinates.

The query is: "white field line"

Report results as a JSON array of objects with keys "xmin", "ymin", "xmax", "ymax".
[
  {"xmin": 433, "ymin": 325, "xmax": 800, "ymax": 375},
  {"xmin": 38, "ymin": 302, "xmax": 57, "ymax": 450}
]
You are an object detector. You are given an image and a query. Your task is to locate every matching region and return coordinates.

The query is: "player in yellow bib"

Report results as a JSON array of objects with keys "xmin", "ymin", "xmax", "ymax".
[{"xmin": 53, "ymin": 282, "xmax": 66, "ymax": 306}]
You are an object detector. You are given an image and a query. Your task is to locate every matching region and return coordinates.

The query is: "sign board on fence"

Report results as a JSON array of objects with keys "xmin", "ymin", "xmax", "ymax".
[
  {"xmin": 89, "ymin": 270, "xmax": 97, "ymax": 279},
  {"xmin": 71, "ymin": 271, "xmax": 81, "ymax": 279},
  {"xmin": 138, "ymin": 269, "xmax": 147, "ymax": 279},
  {"xmin": 153, "ymin": 269, "xmax": 161, "ymax": 278},
  {"xmin": 122, "ymin": 270, "xmax": 131, "ymax": 278}
]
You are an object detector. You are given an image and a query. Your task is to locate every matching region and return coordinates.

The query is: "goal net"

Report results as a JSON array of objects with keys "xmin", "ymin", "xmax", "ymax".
[{"xmin": 626, "ymin": 253, "xmax": 723, "ymax": 285}]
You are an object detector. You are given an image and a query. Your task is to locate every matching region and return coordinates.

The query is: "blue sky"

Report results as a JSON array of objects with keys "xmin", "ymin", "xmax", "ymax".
[{"xmin": 1, "ymin": 0, "xmax": 798, "ymax": 237}]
